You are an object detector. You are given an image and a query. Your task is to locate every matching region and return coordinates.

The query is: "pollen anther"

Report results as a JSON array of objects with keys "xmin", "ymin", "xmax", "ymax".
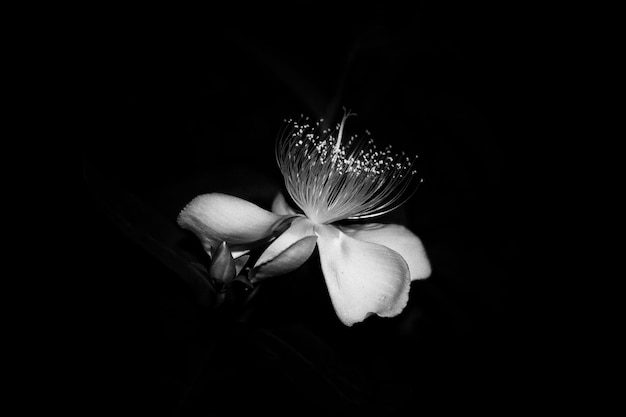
[{"xmin": 276, "ymin": 113, "xmax": 420, "ymax": 224}]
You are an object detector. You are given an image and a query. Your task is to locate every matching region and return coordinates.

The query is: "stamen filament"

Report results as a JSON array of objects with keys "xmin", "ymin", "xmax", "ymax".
[
  {"xmin": 334, "ymin": 109, "xmax": 356, "ymax": 154},
  {"xmin": 276, "ymin": 113, "xmax": 421, "ymax": 224}
]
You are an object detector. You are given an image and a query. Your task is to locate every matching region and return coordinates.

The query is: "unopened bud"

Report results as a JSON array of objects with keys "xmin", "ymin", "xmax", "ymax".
[{"xmin": 209, "ymin": 241, "xmax": 236, "ymax": 284}]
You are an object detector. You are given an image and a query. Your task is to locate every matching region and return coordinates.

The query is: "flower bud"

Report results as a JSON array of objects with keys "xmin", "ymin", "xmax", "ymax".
[{"xmin": 209, "ymin": 241, "xmax": 236, "ymax": 284}]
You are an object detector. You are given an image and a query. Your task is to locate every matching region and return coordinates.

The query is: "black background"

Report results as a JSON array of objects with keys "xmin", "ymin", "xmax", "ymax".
[{"xmin": 79, "ymin": 2, "xmax": 578, "ymax": 415}]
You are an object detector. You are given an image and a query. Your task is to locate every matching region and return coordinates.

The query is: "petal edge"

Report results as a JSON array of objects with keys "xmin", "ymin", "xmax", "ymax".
[{"xmin": 271, "ymin": 192, "xmax": 299, "ymax": 215}]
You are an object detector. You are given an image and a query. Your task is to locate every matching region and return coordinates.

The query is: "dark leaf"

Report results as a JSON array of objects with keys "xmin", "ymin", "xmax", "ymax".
[
  {"xmin": 248, "ymin": 324, "xmax": 411, "ymax": 414},
  {"xmin": 83, "ymin": 160, "xmax": 217, "ymax": 306}
]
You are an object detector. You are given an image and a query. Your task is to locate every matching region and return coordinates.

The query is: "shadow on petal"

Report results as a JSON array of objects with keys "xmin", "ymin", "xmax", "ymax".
[{"xmin": 253, "ymin": 236, "xmax": 318, "ymax": 281}]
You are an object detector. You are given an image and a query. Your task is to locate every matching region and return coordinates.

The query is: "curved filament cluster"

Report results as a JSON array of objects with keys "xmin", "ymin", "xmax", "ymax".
[{"xmin": 276, "ymin": 113, "xmax": 421, "ymax": 224}]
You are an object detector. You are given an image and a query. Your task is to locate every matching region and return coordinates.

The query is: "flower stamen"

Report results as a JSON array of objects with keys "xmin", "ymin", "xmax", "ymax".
[{"xmin": 276, "ymin": 112, "xmax": 421, "ymax": 224}]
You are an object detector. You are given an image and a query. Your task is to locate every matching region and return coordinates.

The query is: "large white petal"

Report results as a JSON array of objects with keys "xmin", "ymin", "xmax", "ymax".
[
  {"xmin": 341, "ymin": 223, "xmax": 431, "ymax": 281},
  {"xmin": 253, "ymin": 217, "xmax": 317, "ymax": 279},
  {"xmin": 177, "ymin": 193, "xmax": 292, "ymax": 252},
  {"xmin": 315, "ymin": 224, "xmax": 411, "ymax": 326}
]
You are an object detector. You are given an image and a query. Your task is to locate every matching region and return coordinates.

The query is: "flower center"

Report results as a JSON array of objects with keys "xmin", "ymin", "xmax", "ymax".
[{"xmin": 276, "ymin": 111, "xmax": 421, "ymax": 224}]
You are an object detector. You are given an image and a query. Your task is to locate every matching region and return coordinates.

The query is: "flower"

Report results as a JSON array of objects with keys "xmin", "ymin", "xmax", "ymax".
[{"xmin": 177, "ymin": 112, "xmax": 431, "ymax": 326}]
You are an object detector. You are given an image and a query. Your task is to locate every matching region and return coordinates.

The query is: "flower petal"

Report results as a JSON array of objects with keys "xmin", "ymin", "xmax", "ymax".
[
  {"xmin": 234, "ymin": 254, "xmax": 249, "ymax": 277},
  {"xmin": 341, "ymin": 223, "xmax": 431, "ymax": 281},
  {"xmin": 314, "ymin": 224, "xmax": 411, "ymax": 326},
  {"xmin": 177, "ymin": 193, "xmax": 292, "ymax": 252},
  {"xmin": 271, "ymin": 192, "xmax": 298, "ymax": 215},
  {"xmin": 253, "ymin": 218, "xmax": 317, "ymax": 279},
  {"xmin": 231, "ymin": 250, "xmax": 250, "ymax": 260}
]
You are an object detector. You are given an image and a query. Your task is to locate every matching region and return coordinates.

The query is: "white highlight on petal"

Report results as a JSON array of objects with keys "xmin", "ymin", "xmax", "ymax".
[
  {"xmin": 177, "ymin": 193, "xmax": 291, "ymax": 252},
  {"xmin": 253, "ymin": 217, "xmax": 317, "ymax": 279},
  {"xmin": 341, "ymin": 223, "xmax": 431, "ymax": 281},
  {"xmin": 231, "ymin": 249, "xmax": 250, "ymax": 260},
  {"xmin": 314, "ymin": 224, "xmax": 411, "ymax": 326}
]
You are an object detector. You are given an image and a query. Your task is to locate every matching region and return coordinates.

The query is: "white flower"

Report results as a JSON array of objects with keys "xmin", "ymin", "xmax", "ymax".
[{"xmin": 178, "ymin": 112, "xmax": 431, "ymax": 326}]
